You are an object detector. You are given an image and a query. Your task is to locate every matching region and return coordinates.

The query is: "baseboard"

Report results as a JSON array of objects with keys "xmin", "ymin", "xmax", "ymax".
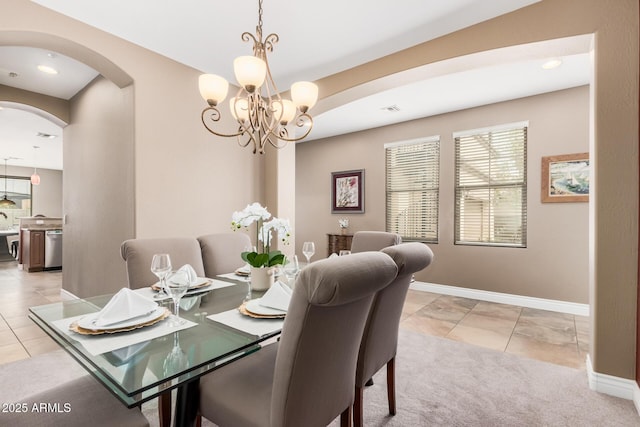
[
  {"xmin": 634, "ymin": 380, "xmax": 640, "ymax": 416},
  {"xmin": 586, "ymin": 354, "xmax": 638, "ymax": 405},
  {"xmin": 410, "ymin": 281, "xmax": 589, "ymax": 316}
]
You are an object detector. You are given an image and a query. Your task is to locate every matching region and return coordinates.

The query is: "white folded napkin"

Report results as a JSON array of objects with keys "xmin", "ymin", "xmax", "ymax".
[
  {"xmin": 94, "ymin": 288, "xmax": 159, "ymax": 327},
  {"xmin": 329, "ymin": 253, "xmax": 339, "ymax": 258},
  {"xmin": 259, "ymin": 281, "xmax": 293, "ymax": 312},
  {"xmin": 177, "ymin": 264, "xmax": 197, "ymax": 285}
]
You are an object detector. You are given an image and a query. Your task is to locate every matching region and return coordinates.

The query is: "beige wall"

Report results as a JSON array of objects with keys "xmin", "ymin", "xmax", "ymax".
[
  {"xmin": 63, "ymin": 76, "xmax": 134, "ymax": 297},
  {"xmin": 0, "ymin": 0, "xmax": 637, "ymax": 382},
  {"xmin": 0, "ymin": 165, "xmax": 62, "ymax": 219},
  {"xmin": 1, "ymin": 0, "xmax": 264, "ymax": 297},
  {"xmin": 30, "ymin": 168, "xmax": 62, "ymax": 217},
  {"xmin": 309, "ymin": 0, "xmax": 639, "ymax": 379},
  {"xmin": 298, "ymin": 87, "xmax": 590, "ymax": 303}
]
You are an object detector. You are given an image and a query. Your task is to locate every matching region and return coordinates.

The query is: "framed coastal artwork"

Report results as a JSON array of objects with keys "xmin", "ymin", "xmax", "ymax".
[
  {"xmin": 541, "ymin": 153, "xmax": 589, "ymax": 203},
  {"xmin": 331, "ymin": 169, "xmax": 364, "ymax": 213}
]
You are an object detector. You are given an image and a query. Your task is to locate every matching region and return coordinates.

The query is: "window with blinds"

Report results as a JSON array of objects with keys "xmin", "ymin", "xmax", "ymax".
[
  {"xmin": 385, "ymin": 137, "xmax": 440, "ymax": 243},
  {"xmin": 454, "ymin": 123, "xmax": 527, "ymax": 247}
]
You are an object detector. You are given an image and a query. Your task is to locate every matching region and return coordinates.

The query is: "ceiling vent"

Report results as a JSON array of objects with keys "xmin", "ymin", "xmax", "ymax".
[
  {"xmin": 36, "ymin": 132, "xmax": 57, "ymax": 139},
  {"xmin": 381, "ymin": 104, "xmax": 400, "ymax": 112}
]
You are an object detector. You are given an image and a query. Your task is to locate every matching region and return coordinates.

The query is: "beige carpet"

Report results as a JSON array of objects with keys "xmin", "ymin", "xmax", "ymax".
[
  {"xmin": 4, "ymin": 329, "xmax": 638, "ymax": 426},
  {"xmin": 143, "ymin": 329, "xmax": 639, "ymax": 426}
]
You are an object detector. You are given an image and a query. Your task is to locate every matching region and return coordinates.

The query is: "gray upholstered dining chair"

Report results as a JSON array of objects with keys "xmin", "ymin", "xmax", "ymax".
[
  {"xmin": 198, "ymin": 251, "xmax": 399, "ymax": 427},
  {"xmin": 120, "ymin": 237, "xmax": 206, "ymax": 289},
  {"xmin": 353, "ymin": 242, "xmax": 434, "ymax": 427},
  {"xmin": 350, "ymin": 231, "xmax": 402, "ymax": 253},
  {"xmin": 1, "ymin": 374, "xmax": 149, "ymax": 427},
  {"xmin": 197, "ymin": 232, "xmax": 251, "ymax": 277},
  {"xmin": 120, "ymin": 236, "xmax": 206, "ymax": 426}
]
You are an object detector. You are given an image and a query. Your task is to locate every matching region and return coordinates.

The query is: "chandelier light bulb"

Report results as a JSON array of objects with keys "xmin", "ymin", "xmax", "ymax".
[
  {"xmin": 272, "ymin": 99, "xmax": 296, "ymax": 125},
  {"xmin": 230, "ymin": 97, "xmax": 249, "ymax": 122},
  {"xmin": 31, "ymin": 172, "xmax": 40, "ymax": 185},
  {"xmin": 291, "ymin": 81, "xmax": 318, "ymax": 113},
  {"xmin": 234, "ymin": 56, "xmax": 266, "ymax": 93},
  {"xmin": 199, "ymin": 74, "xmax": 229, "ymax": 106}
]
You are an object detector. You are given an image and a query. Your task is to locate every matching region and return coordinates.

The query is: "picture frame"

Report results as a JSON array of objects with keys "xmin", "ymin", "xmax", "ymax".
[
  {"xmin": 331, "ymin": 169, "xmax": 364, "ymax": 213},
  {"xmin": 541, "ymin": 153, "xmax": 589, "ymax": 203}
]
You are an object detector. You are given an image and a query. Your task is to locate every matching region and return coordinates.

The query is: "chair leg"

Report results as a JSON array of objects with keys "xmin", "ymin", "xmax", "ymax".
[
  {"xmin": 158, "ymin": 392, "xmax": 172, "ymax": 427},
  {"xmin": 340, "ymin": 405, "xmax": 352, "ymax": 427},
  {"xmin": 353, "ymin": 386, "xmax": 364, "ymax": 427},
  {"xmin": 387, "ymin": 357, "xmax": 396, "ymax": 416}
]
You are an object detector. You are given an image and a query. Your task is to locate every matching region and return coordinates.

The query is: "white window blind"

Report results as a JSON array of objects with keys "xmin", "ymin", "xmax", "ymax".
[
  {"xmin": 454, "ymin": 124, "xmax": 527, "ymax": 247},
  {"xmin": 385, "ymin": 137, "xmax": 440, "ymax": 242}
]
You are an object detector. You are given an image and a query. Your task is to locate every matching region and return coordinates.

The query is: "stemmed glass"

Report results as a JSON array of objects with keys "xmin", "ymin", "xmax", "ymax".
[
  {"xmin": 302, "ymin": 241, "xmax": 315, "ymax": 264},
  {"xmin": 151, "ymin": 254, "xmax": 172, "ymax": 294},
  {"xmin": 165, "ymin": 269, "xmax": 190, "ymax": 326},
  {"xmin": 163, "ymin": 332, "xmax": 189, "ymax": 377},
  {"xmin": 283, "ymin": 255, "xmax": 300, "ymax": 288}
]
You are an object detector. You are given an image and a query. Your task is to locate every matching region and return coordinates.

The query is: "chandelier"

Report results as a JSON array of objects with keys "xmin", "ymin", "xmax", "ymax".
[{"xmin": 198, "ymin": 0, "xmax": 318, "ymax": 154}]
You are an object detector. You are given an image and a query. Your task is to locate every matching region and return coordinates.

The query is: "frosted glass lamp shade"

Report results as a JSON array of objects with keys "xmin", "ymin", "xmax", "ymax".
[
  {"xmin": 291, "ymin": 81, "xmax": 318, "ymax": 112},
  {"xmin": 199, "ymin": 74, "xmax": 229, "ymax": 106},
  {"xmin": 234, "ymin": 56, "xmax": 266, "ymax": 92},
  {"xmin": 30, "ymin": 172, "xmax": 40, "ymax": 185},
  {"xmin": 272, "ymin": 99, "xmax": 296, "ymax": 125},
  {"xmin": 230, "ymin": 97, "xmax": 249, "ymax": 122}
]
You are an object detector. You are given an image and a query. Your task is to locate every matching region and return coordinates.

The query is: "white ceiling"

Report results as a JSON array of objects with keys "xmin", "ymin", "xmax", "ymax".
[{"xmin": 0, "ymin": 0, "xmax": 592, "ymax": 168}]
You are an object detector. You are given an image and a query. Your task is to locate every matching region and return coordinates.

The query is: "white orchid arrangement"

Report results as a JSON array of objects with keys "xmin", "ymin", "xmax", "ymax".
[
  {"xmin": 338, "ymin": 218, "xmax": 349, "ymax": 229},
  {"xmin": 231, "ymin": 202, "xmax": 292, "ymax": 268}
]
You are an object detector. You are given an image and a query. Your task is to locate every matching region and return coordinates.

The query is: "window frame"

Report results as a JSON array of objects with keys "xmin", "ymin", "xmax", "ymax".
[
  {"xmin": 385, "ymin": 136, "xmax": 440, "ymax": 243},
  {"xmin": 453, "ymin": 122, "xmax": 528, "ymax": 248}
]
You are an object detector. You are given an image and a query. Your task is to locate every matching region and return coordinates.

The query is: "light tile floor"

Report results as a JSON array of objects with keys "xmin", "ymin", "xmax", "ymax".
[
  {"xmin": 401, "ymin": 290, "xmax": 589, "ymax": 369},
  {"xmin": 0, "ymin": 260, "xmax": 589, "ymax": 370}
]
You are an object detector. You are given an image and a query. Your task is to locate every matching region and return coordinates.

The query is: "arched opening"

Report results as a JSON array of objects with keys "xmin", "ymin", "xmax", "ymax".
[{"xmin": 0, "ymin": 31, "xmax": 135, "ymax": 297}]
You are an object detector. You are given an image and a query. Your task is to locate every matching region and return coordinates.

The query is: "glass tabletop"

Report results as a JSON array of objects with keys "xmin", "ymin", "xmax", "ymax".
[{"xmin": 28, "ymin": 279, "xmax": 280, "ymax": 408}]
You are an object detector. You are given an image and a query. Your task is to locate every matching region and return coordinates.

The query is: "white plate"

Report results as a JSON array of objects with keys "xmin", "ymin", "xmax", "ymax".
[
  {"xmin": 245, "ymin": 299, "xmax": 287, "ymax": 316},
  {"xmin": 151, "ymin": 277, "xmax": 211, "ymax": 291},
  {"xmin": 235, "ymin": 266, "xmax": 250, "ymax": 276},
  {"xmin": 77, "ymin": 306, "xmax": 166, "ymax": 331}
]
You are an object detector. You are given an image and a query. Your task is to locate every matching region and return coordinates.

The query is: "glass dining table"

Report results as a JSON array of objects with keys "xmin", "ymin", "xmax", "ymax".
[{"xmin": 28, "ymin": 277, "xmax": 282, "ymax": 427}]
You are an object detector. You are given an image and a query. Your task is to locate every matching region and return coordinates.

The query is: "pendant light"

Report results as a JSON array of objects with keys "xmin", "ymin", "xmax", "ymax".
[
  {"xmin": 0, "ymin": 158, "xmax": 16, "ymax": 208},
  {"xmin": 30, "ymin": 146, "xmax": 40, "ymax": 185}
]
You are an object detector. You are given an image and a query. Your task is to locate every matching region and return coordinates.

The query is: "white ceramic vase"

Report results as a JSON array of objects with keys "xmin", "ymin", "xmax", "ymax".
[{"xmin": 250, "ymin": 266, "xmax": 274, "ymax": 291}]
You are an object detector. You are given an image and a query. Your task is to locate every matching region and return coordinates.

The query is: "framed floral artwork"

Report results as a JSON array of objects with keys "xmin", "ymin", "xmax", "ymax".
[
  {"xmin": 541, "ymin": 153, "xmax": 589, "ymax": 203},
  {"xmin": 331, "ymin": 169, "xmax": 364, "ymax": 213}
]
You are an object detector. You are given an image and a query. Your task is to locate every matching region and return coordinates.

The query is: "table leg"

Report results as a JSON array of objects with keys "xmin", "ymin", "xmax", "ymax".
[{"xmin": 174, "ymin": 378, "xmax": 200, "ymax": 427}]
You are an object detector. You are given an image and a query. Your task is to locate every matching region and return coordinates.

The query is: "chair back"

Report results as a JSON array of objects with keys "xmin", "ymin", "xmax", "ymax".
[
  {"xmin": 350, "ymin": 231, "xmax": 402, "ymax": 253},
  {"xmin": 355, "ymin": 242, "xmax": 434, "ymax": 386},
  {"xmin": 271, "ymin": 252, "xmax": 398, "ymax": 427},
  {"xmin": 197, "ymin": 232, "xmax": 251, "ymax": 277},
  {"xmin": 120, "ymin": 238, "xmax": 205, "ymax": 289}
]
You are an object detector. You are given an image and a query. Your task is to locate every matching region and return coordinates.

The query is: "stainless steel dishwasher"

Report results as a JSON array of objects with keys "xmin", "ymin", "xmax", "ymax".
[{"xmin": 44, "ymin": 229, "xmax": 63, "ymax": 269}]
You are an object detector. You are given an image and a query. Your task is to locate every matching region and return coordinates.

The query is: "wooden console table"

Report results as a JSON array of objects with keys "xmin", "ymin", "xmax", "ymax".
[{"xmin": 327, "ymin": 233, "xmax": 353, "ymax": 256}]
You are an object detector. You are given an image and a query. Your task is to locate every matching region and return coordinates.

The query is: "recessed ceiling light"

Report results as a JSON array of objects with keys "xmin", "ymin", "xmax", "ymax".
[
  {"xmin": 542, "ymin": 59, "xmax": 563, "ymax": 70},
  {"xmin": 37, "ymin": 65, "xmax": 58, "ymax": 75},
  {"xmin": 36, "ymin": 132, "xmax": 57, "ymax": 139}
]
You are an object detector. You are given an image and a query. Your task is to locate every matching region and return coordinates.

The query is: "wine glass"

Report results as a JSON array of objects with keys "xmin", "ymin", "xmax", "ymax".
[
  {"xmin": 163, "ymin": 332, "xmax": 189, "ymax": 377},
  {"xmin": 165, "ymin": 269, "xmax": 190, "ymax": 326},
  {"xmin": 283, "ymin": 255, "xmax": 300, "ymax": 288},
  {"xmin": 302, "ymin": 241, "xmax": 315, "ymax": 264},
  {"xmin": 151, "ymin": 254, "xmax": 172, "ymax": 294}
]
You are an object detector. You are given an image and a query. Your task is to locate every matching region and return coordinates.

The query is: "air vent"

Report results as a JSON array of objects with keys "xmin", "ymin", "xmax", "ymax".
[
  {"xmin": 381, "ymin": 104, "xmax": 400, "ymax": 112},
  {"xmin": 36, "ymin": 132, "xmax": 57, "ymax": 139}
]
